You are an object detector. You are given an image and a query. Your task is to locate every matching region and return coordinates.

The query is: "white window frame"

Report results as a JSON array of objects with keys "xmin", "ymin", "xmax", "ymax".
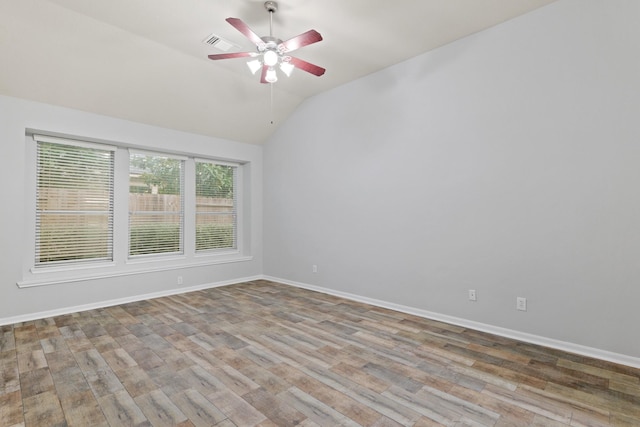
[{"xmin": 20, "ymin": 133, "xmax": 251, "ymax": 288}]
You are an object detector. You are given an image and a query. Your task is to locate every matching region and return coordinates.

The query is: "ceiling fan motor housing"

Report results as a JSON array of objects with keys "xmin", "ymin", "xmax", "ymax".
[{"xmin": 259, "ymin": 36, "xmax": 284, "ymax": 54}]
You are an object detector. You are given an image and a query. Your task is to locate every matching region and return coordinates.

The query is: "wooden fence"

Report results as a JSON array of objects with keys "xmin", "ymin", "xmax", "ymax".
[{"xmin": 39, "ymin": 189, "xmax": 234, "ymax": 226}]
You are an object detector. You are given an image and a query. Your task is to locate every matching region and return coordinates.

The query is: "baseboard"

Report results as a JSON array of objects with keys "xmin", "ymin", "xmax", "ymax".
[
  {"xmin": 5, "ymin": 273, "xmax": 639, "ymax": 370},
  {"xmin": 0, "ymin": 275, "xmax": 263, "ymax": 326},
  {"xmin": 263, "ymin": 275, "xmax": 640, "ymax": 370}
]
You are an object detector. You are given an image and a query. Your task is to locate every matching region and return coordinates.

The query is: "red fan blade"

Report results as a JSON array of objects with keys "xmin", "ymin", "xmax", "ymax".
[
  {"xmin": 208, "ymin": 52, "xmax": 254, "ymax": 60},
  {"xmin": 280, "ymin": 29, "xmax": 323, "ymax": 53},
  {"xmin": 289, "ymin": 56, "xmax": 325, "ymax": 76},
  {"xmin": 260, "ymin": 65, "xmax": 269, "ymax": 84},
  {"xmin": 226, "ymin": 17, "xmax": 264, "ymax": 46}
]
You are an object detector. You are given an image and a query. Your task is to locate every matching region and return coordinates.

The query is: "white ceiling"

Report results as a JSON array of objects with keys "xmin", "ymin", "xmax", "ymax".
[{"xmin": 0, "ymin": 0, "xmax": 556, "ymax": 144}]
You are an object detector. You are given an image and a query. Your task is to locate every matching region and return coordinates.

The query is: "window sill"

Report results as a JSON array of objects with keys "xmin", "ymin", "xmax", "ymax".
[{"xmin": 17, "ymin": 254, "xmax": 253, "ymax": 288}]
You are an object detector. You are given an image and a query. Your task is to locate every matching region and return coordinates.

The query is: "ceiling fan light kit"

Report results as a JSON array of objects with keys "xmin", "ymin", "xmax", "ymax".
[{"xmin": 207, "ymin": 1, "xmax": 325, "ymax": 84}]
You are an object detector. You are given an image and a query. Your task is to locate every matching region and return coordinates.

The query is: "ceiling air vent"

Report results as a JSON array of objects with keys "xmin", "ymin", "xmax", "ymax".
[{"xmin": 202, "ymin": 33, "xmax": 239, "ymax": 52}]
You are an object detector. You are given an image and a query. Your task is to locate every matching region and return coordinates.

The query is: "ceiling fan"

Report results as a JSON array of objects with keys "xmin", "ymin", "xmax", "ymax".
[{"xmin": 207, "ymin": 1, "xmax": 325, "ymax": 84}]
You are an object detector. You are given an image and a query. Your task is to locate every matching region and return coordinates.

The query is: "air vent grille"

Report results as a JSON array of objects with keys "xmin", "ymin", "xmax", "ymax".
[{"xmin": 203, "ymin": 33, "xmax": 239, "ymax": 52}]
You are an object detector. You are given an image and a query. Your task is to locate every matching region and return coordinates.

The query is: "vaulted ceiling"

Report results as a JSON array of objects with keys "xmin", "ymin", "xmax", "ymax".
[{"xmin": 0, "ymin": 0, "xmax": 556, "ymax": 144}]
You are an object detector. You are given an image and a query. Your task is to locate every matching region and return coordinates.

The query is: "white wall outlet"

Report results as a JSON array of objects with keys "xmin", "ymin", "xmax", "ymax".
[
  {"xmin": 468, "ymin": 289, "xmax": 477, "ymax": 301},
  {"xmin": 312, "ymin": 265, "xmax": 318, "ymax": 273},
  {"xmin": 177, "ymin": 276, "xmax": 183, "ymax": 285},
  {"xmin": 517, "ymin": 297, "xmax": 527, "ymax": 311}
]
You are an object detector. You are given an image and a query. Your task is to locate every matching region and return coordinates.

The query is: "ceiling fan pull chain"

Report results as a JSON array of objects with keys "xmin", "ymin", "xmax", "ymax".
[{"xmin": 270, "ymin": 83, "xmax": 274, "ymax": 125}]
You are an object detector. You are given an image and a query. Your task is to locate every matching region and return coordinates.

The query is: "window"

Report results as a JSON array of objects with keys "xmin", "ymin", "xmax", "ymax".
[
  {"xmin": 24, "ymin": 133, "xmax": 248, "ymax": 287},
  {"xmin": 129, "ymin": 151, "xmax": 184, "ymax": 257},
  {"xmin": 195, "ymin": 161, "xmax": 237, "ymax": 251},
  {"xmin": 34, "ymin": 135, "xmax": 115, "ymax": 266}
]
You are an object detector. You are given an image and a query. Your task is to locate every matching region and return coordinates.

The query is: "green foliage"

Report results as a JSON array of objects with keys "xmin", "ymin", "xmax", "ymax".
[
  {"xmin": 130, "ymin": 154, "xmax": 182, "ymax": 195},
  {"xmin": 129, "ymin": 224, "xmax": 181, "ymax": 256},
  {"xmin": 196, "ymin": 163, "xmax": 234, "ymax": 198},
  {"xmin": 38, "ymin": 223, "xmax": 235, "ymax": 262},
  {"xmin": 38, "ymin": 142, "xmax": 113, "ymax": 190},
  {"xmin": 37, "ymin": 225, "xmax": 110, "ymax": 264},
  {"xmin": 196, "ymin": 224, "xmax": 235, "ymax": 251},
  {"xmin": 129, "ymin": 156, "xmax": 234, "ymax": 198},
  {"xmin": 128, "ymin": 223, "xmax": 234, "ymax": 256}
]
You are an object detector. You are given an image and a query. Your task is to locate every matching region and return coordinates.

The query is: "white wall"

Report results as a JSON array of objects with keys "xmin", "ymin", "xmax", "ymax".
[
  {"xmin": 0, "ymin": 94, "xmax": 262, "ymax": 322},
  {"xmin": 264, "ymin": 0, "xmax": 640, "ymax": 359}
]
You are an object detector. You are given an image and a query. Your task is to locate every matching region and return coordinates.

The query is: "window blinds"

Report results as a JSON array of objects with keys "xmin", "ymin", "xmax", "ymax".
[
  {"xmin": 128, "ymin": 151, "xmax": 185, "ymax": 257},
  {"xmin": 195, "ymin": 161, "xmax": 237, "ymax": 251},
  {"xmin": 34, "ymin": 136, "xmax": 115, "ymax": 266}
]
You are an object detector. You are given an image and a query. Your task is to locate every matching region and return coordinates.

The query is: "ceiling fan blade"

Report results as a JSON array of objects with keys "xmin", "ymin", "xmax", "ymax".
[
  {"xmin": 208, "ymin": 52, "xmax": 254, "ymax": 60},
  {"xmin": 288, "ymin": 56, "xmax": 326, "ymax": 76},
  {"xmin": 226, "ymin": 17, "xmax": 264, "ymax": 46},
  {"xmin": 260, "ymin": 65, "xmax": 269, "ymax": 84},
  {"xmin": 280, "ymin": 29, "xmax": 323, "ymax": 53}
]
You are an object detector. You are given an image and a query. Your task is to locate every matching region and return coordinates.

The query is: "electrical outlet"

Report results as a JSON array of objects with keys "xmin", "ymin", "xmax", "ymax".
[
  {"xmin": 468, "ymin": 289, "xmax": 477, "ymax": 301},
  {"xmin": 177, "ymin": 276, "xmax": 183, "ymax": 285},
  {"xmin": 312, "ymin": 265, "xmax": 318, "ymax": 273},
  {"xmin": 517, "ymin": 297, "xmax": 527, "ymax": 311}
]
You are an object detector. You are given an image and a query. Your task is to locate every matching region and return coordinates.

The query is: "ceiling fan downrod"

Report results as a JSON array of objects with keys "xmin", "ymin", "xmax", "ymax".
[{"xmin": 264, "ymin": 1, "xmax": 277, "ymax": 38}]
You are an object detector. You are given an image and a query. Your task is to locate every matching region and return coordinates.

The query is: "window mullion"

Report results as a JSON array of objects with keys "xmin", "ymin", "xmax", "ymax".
[
  {"xmin": 113, "ymin": 147, "xmax": 130, "ymax": 265},
  {"xmin": 183, "ymin": 159, "xmax": 196, "ymax": 256}
]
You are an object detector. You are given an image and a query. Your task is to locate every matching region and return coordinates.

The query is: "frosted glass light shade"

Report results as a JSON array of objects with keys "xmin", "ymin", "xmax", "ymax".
[
  {"xmin": 263, "ymin": 50, "xmax": 278, "ymax": 67},
  {"xmin": 280, "ymin": 61, "xmax": 294, "ymax": 77},
  {"xmin": 265, "ymin": 67, "xmax": 278, "ymax": 83},
  {"xmin": 247, "ymin": 59, "xmax": 262, "ymax": 74}
]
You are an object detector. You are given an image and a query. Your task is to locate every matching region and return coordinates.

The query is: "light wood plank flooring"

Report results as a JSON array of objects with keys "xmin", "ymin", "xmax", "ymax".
[{"xmin": 1, "ymin": 280, "xmax": 639, "ymax": 426}]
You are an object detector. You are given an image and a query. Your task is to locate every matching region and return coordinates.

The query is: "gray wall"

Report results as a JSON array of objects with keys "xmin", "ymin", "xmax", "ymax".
[
  {"xmin": 0, "ymin": 95, "xmax": 263, "ymax": 322},
  {"xmin": 264, "ymin": 0, "xmax": 640, "ymax": 358}
]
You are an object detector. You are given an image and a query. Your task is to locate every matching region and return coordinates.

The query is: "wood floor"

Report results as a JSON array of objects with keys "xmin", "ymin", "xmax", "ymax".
[{"xmin": 1, "ymin": 280, "xmax": 639, "ymax": 427}]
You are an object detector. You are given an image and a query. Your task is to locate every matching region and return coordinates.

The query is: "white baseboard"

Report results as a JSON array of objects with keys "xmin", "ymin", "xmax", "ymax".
[
  {"xmin": 0, "ymin": 275, "xmax": 263, "ymax": 326},
  {"xmin": 263, "ymin": 275, "xmax": 640, "ymax": 370},
  {"xmin": 5, "ymin": 273, "xmax": 639, "ymax": 370}
]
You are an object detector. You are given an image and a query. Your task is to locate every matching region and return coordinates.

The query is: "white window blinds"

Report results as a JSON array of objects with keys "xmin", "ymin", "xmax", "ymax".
[
  {"xmin": 195, "ymin": 161, "xmax": 237, "ymax": 251},
  {"xmin": 34, "ymin": 135, "xmax": 115, "ymax": 266},
  {"xmin": 129, "ymin": 151, "xmax": 185, "ymax": 257}
]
